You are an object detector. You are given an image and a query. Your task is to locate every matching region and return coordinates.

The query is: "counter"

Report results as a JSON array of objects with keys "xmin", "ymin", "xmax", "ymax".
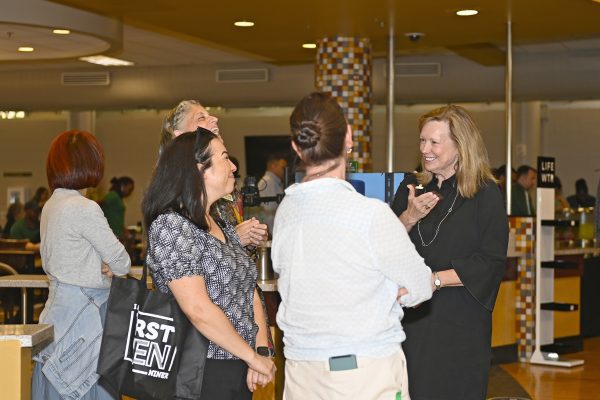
[{"xmin": 0, "ymin": 324, "xmax": 53, "ymax": 400}]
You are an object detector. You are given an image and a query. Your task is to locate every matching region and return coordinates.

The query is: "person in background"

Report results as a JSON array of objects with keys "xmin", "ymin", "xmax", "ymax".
[
  {"xmin": 554, "ymin": 176, "xmax": 569, "ymax": 213},
  {"xmin": 99, "ymin": 176, "xmax": 134, "ymax": 240},
  {"xmin": 160, "ymin": 100, "xmax": 267, "ymax": 247},
  {"xmin": 493, "ymin": 164, "xmax": 516, "ymax": 202},
  {"xmin": 32, "ymin": 130, "xmax": 130, "ymax": 399},
  {"xmin": 567, "ymin": 178, "xmax": 596, "ymax": 209},
  {"xmin": 391, "ymin": 104, "xmax": 508, "ymax": 400},
  {"xmin": 143, "ymin": 128, "xmax": 275, "ymax": 399},
  {"xmin": 216, "ymin": 155, "xmax": 244, "ymax": 226},
  {"xmin": 9, "ymin": 200, "xmax": 41, "ymax": 250},
  {"xmin": 2, "ymin": 202, "xmax": 24, "ymax": 238},
  {"xmin": 511, "ymin": 165, "xmax": 537, "ymax": 216},
  {"xmin": 258, "ymin": 155, "xmax": 287, "ymax": 233},
  {"xmin": 273, "ymin": 92, "xmax": 432, "ymax": 400},
  {"xmin": 26, "ymin": 186, "xmax": 50, "ymax": 213}
]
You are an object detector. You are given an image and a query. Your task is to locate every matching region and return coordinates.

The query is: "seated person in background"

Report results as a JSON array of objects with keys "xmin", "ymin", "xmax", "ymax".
[
  {"xmin": 567, "ymin": 178, "xmax": 596, "ymax": 209},
  {"xmin": 511, "ymin": 165, "xmax": 537, "ymax": 216},
  {"xmin": 100, "ymin": 176, "xmax": 135, "ymax": 240},
  {"xmin": 258, "ymin": 154, "xmax": 287, "ymax": 233},
  {"xmin": 26, "ymin": 186, "xmax": 50, "ymax": 214},
  {"xmin": 2, "ymin": 202, "xmax": 24, "ymax": 238},
  {"xmin": 9, "ymin": 201, "xmax": 40, "ymax": 251}
]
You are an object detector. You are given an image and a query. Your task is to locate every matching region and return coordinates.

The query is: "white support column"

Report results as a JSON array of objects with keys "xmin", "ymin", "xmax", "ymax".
[
  {"xmin": 67, "ymin": 110, "xmax": 96, "ymax": 133},
  {"xmin": 385, "ymin": 33, "xmax": 395, "ymax": 173},
  {"xmin": 517, "ymin": 102, "xmax": 542, "ymax": 167}
]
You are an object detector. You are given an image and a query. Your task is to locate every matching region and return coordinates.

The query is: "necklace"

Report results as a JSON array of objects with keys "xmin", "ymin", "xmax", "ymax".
[
  {"xmin": 303, "ymin": 162, "xmax": 340, "ymax": 182},
  {"xmin": 417, "ymin": 189, "xmax": 460, "ymax": 247}
]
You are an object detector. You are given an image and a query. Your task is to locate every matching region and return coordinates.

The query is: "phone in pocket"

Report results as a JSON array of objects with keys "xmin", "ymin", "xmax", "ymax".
[{"xmin": 328, "ymin": 354, "xmax": 358, "ymax": 371}]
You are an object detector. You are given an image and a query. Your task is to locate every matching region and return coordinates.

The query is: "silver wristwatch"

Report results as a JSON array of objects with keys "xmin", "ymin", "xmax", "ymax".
[{"xmin": 434, "ymin": 272, "xmax": 442, "ymax": 291}]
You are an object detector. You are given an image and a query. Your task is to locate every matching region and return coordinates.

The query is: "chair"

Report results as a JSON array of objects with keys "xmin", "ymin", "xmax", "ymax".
[
  {"xmin": 0, "ymin": 239, "xmax": 29, "ymax": 250},
  {"xmin": 0, "ymin": 262, "xmax": 20, "ymax": 323}
]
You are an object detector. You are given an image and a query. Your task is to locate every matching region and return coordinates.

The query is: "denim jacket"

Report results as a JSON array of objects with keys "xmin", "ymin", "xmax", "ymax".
[{"xmin": 34, "ymin": 280, "xmax": 109, "ymax": 399}]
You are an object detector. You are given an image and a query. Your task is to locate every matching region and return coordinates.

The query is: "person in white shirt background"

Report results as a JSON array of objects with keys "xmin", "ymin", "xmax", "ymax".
[{"xmin": 258, "ymin": 154, "xmax": 287, "ymax": 234}]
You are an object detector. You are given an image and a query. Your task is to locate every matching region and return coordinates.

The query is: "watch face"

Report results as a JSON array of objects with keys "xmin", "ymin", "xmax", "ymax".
[{"xmin": 256, "ymin": 346, "xmax": 272, "ymax": 357}]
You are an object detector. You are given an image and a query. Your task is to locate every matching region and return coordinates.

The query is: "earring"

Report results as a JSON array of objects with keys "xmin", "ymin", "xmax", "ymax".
[{"xmin": 346, "ymin": 147, "xmax": 353, "ymax": 154}]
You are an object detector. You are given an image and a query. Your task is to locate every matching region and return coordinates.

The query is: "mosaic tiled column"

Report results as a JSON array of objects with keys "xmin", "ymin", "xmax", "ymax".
[
  {"xmin": 511, "ymin": 216, "xmax": 536, "ymax": 361},
  {"xmin": 315, "ymin": 37, "xmax": 372, "ymax": 172}
]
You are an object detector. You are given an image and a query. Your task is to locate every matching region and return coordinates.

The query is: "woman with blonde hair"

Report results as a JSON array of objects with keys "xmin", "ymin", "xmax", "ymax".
[
  {"xmin": 159, "ymin": 99, "xmax": 267, "ymax": 247},
  {"xmin": 391, "ymin": 105, "xmax": 509, "ymax": 400}
]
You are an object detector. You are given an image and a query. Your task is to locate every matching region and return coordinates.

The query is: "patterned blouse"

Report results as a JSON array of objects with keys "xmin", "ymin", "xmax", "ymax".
[{"xmin": 146, "ymin": 211, "xmax": 258, "ymax": 359}]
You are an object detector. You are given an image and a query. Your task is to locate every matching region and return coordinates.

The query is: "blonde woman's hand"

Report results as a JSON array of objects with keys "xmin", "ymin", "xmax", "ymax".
[
  {"xmin": 236, "ymin": 218, "xmax": 269, "ymax": 247},
  {"xmin": 399, "ymin": 185, "xmax": 440, "ymax": 229}
]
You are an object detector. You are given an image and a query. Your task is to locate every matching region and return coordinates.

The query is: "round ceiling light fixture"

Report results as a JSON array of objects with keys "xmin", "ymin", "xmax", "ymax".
[{"xmin": 0, "ymin": 0, "xmax": 122, "ymax": 62}]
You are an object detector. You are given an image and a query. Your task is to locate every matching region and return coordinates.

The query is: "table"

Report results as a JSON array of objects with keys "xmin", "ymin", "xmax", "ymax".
[
  {"xmin": 0, "ymin": 275, "xmax": 49, "ymax": 323},
  {"xmin": 0, "ymin": 249, "xmax": 39, "ymax": 273},
  {"xmin": 0, "ymin": 273, "xmax": 154, "ymax": 323}
]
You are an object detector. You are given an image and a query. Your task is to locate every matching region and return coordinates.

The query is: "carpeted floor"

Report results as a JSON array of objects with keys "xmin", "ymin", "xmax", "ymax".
[{"xmin": 487, "ymin": 365, "xmax": 531, "ymax": 400}]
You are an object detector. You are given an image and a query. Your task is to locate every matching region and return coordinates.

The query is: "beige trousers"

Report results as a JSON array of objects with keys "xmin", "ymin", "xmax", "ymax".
[{"xmin": 283, "ymin": 349, "xmax": 410, "ymax": 400}]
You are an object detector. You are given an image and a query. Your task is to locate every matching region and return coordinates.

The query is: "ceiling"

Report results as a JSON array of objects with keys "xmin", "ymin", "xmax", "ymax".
[
  {"xmin": 41, "ymin": 0, "xmax": 600, "ymax": 66},
  {"xmin": 1, "ymin": 0, "xmax": 600, "ymax": 110}
]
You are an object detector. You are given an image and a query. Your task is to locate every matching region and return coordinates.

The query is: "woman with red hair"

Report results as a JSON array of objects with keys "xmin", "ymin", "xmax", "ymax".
[{"xmin": 32, "ymin": 130, "xmax": 131, "ymax": 399}]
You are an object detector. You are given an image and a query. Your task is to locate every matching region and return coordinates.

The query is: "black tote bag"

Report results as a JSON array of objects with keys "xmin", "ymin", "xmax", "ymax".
[{"xmin": 97, "ymin": 264, "xmax": 209, "ymax": 399}]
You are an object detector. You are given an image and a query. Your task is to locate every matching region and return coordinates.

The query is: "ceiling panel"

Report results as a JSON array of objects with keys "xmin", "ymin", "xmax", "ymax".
[{"xmin": 48, "ymin": 0, "xmax": 600, "ymax": 64}]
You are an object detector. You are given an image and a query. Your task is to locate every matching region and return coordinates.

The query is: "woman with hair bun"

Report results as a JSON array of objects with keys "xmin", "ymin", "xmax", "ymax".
[{"xmin": 272, "ymin": 92, "xmax": 433, "ymax": 399}]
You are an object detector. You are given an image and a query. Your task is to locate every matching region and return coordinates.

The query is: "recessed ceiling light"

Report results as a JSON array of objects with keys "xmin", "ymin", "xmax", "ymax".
[
  {"xmin": 456, "ymin": 9, "xmax": 479, "ymax": 16},
  {"xmin": 18, "ymin": 47, "xmax": 34, "ymax": 52},
  {"xmin": 234, "ymin": 21, "xmax": 254, "ymax": 27},
  {"xmin": 53, "ymin": 29, "xmax": 71, "ymax": 35},
  {"xmin": 302, "ymin": 43, "xmax": 317, "ymax": 49},
  {"xmin": 79, "ymin": 55, "xmax": 134, "ymax": 66}
]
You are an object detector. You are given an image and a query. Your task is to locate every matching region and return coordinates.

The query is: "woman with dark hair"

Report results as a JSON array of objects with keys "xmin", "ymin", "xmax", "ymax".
[
  {"xmin": 32, "ymin": 130, "xmax": 131, "ymax": 399},
  {"xmin": 391, "ymin": 105, "xmax": 509, "ymax": 399},
  {"xmin": 100, "ymin": 176, "xmax": 134, "ymax": 239},
  {"xmin": 272, "ymin": 92, "xmax": 432, "ymax": 399},
  {"xmin": 27, "ymin": 186, "xmax": 50, "ymax": 212},
  {"xmin": 2, "ymin": 201, "xmax": 24, "ymax": 237},
  {"xmin": 143, "ymin": 128, "xmax": 275, "ymax": 399}
]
